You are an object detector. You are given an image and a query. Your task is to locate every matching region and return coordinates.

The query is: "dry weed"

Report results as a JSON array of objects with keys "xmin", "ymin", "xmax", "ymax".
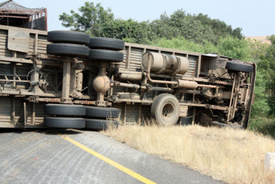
[{"xmin": 104, "ymin": 125, "xmax": 275, "ymax": 184}]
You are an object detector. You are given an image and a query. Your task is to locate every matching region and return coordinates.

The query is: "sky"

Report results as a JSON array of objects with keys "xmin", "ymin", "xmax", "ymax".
[{"xmin": 16, "ymin": 0, "xmax": 275, "ymax": 37}]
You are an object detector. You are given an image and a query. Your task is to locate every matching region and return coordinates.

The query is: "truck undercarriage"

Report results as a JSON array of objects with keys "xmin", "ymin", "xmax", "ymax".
[{"xmin": 0, "ymin": 25, "xmax": 256, "ymax": 129}]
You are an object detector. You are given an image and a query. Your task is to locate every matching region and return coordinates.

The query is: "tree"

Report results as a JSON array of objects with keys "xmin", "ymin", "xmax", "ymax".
[
  {"xmin": 265, "ymin": 35, "xmax": 275, "ymax": 116},
  {"xmin": 218, "ymin": 36, "xmax": 250, "ymax": 60},
  {"xmin": 180, "ymin": 16, "xmax": 216, "ymax": 44},
  {"xmin": 59, "ymin": 2, "xmax": 151, "ymax": 43},
  {"xmin": 195, "ymin": 13, "xmax": 243, "ymax": 39},
  {"xmin": 149, "ymin": 11, "xmax": 216, "ymax": 44},
  {"xmin": 254, "ymin": 35, "xmax": 275, "ymax": 116},
  {"xmin": 149, "ymin": 12, "xmax": 181, "ymax": 40},
  {"xmin": 247, "ymin": 38, "xmax": 269, "ymax": 61},
  {"xmin": 59, "ymin": 2, "xmax": 114, "ymax": 36},
  {"xmin": 102, "ymin": 19, "xmax": 150, "ymax": 44},
  {"xmin": 149, "ymin": 37, "xmax": 218, "ymax": 54},
  {"xmin": 169, "ymin": 9, "xmax": 187, "ymax": 28},
  {"xmin": 250, "ymin": 71, "xmax": 271, "ymax": 117},
  {"xmin": 59, "ymin": 2, "xmax": 245, "ymax": 46}
]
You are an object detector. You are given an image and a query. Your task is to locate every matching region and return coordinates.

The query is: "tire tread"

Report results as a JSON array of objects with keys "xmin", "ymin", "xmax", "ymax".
[
  {"xmin": 89, "ymin": 37, "xmax": 124, "ymax": 50},
  {"xmin": 48, "ymin": 31, "xmax": 90, "ymax": 44}
]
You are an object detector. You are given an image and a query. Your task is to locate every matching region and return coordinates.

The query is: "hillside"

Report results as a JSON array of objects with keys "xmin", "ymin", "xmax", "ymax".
[{"xmin": 246, "ymin": 36, "xmax": 272, "ymax": 45}]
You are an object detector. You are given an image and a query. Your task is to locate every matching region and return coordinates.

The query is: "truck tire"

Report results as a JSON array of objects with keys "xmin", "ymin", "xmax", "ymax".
[
  {"xmin": 89, "ymin": 37, "xmax": 125, "ymax": 50},
  {"xmin": 85, "ymin": 119, "xmax": 119, "ymax": 130},
  {"xmin": 44, "ymin": 117, "xmax": 85, "ymax": 129},
  {"xmin": 44, "ymin": 104, "xmax": 86, "ymax": 116},
  {"xmin": 226, "ymin": 61, "xmax": 253, "ymax": 73},
  {"xmin": 88, "ymin": 49, "xmax": 124, "ymax": 62},
  {"xmin": 151, "ymin": 94, "xmax": 180, "ymax": 126},
  {"xmin": 86, "ymin": 106, "xmax": 120, "ymax": 118},
  {"xmin": 47, "ymin": 31, "xmax": 90, "ymax": 44},
  {"xmin": 47, "ymin": 43, "xmax": 89, "ymax": 57}
]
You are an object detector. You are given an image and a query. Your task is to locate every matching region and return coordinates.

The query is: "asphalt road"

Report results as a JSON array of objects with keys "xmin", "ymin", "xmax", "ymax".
[{"xmin": 0, "ymin": 129, "xmax": 223, "ymax": 184}]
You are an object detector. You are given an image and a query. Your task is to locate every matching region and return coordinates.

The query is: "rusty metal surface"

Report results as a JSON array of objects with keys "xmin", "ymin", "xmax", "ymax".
[
  {"xmin": 8, "ymin": 28, "xmax": 30, "ymax": 53},
  {"xmin": 73, "ymin": 100, "xmax": 96, "ymax": 105},
  {"xmin": 37, "ymin": 98, "xmax": 61, "ymax": 103},
  {"xmin": 0, "ymin": 1, "xmax": 47, "ymax": 30}
]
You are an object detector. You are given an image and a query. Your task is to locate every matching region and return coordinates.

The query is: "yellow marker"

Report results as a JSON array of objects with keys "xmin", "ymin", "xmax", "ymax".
[{"xmin": 61, "ymin": 135, "xmax": 156, "ymax": 184}]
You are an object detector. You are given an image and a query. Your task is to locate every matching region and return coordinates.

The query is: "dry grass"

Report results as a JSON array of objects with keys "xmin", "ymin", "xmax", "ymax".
[{"xmin": 104, "ymin": 125, "xmax": 275, "ymax": 184}]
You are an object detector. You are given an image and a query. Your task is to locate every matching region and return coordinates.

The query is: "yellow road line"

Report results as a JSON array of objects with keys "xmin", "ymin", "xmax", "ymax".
[{"xmin": 61, "ymin": 135, "xmax": 156, "ymax": 184}]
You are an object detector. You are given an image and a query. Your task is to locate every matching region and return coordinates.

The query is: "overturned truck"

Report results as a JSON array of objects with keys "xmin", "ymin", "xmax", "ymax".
[{"xmin": 0, "ymin": 25, "xmax": 256, "ymax": 129}]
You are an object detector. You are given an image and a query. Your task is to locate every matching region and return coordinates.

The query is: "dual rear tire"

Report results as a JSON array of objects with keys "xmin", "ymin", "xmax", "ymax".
[
  {"xmin": 85, "ymin": 106, "xmax": 120, "ymax": 130},
  {"xmin": 44, "ymin": 104, "xmax": 86, "ymax": 129},
  {"xmin": 44, "ymin": 104, "xmax": 120, "ymax": 130},
  {"xmin": 47, "ymin": 31, "xmax": 90, "ymax": 57},
  {"xmin": 88, "ymin": 37, "xmax": 124, "ymax": 62},
  {"xmin": 47, "ymin": 31, "xmax": 124, "ymax": 62}
]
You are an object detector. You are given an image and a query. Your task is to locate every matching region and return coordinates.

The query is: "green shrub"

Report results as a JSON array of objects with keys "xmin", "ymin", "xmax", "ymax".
[
  {"xmin": 218, "ymin": 36, "xmax": 251, "ymax": 60},
  {"xmin": 250, "ymin": 71, "xmax": 271, "ymax": 118},
  {"xmin": 149, "ymin": 37, "xmax": 218, "ymax": 54},
  {"xmin": 249, "ymin": 117, "xmax": 275, "ymax": 138}
]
